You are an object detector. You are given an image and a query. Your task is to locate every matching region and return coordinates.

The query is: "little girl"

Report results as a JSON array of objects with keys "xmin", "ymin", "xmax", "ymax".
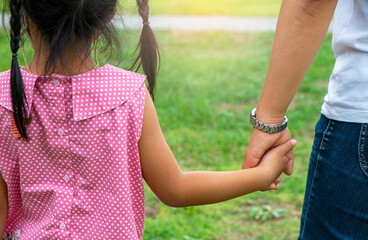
[{"xmin": 0, "ymin": 0, "xmax": 296, "ymax": 239}]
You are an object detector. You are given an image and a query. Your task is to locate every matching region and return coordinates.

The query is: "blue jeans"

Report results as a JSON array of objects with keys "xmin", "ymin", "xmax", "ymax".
[{"xmin": 298, "ymin": 114, "xmax": 368, "ymax": 240}]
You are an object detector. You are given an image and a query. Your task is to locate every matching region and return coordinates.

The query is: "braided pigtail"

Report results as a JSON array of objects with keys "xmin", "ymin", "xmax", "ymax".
[
  {"xmin": 130, "ymin": 0, "xmax": 160, "ymax": 101},
  {"xmin": 9, "ymin": 0, "xmax": 30, "ymax": 141}
]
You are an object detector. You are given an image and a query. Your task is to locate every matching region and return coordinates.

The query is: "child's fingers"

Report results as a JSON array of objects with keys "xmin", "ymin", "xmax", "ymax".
[
  {"xmin": 267, "ymin": 178, "xmax": 282, "ymax": 191},
  {"xmin": 275, "ymin": 177, "xmax": 282, "ymax": 185},
  {"xmin": 267, "ymin": 183, "xmax": 280, "ymax": 191}
]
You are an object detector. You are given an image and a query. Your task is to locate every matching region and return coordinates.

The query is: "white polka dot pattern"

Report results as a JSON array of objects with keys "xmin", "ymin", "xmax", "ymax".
[{"xmin": 0, "ymin": 65, "xmax": 147, "ymax": 239}]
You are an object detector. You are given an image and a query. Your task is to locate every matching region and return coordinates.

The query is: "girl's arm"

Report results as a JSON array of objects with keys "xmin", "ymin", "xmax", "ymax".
[
  {"xmin": 0, "ymin": 174, "xmax": 7, "ymax": 236},
  {"xmin": 138, "ymin": 88, "xmax": 296, "ymax": 207}
]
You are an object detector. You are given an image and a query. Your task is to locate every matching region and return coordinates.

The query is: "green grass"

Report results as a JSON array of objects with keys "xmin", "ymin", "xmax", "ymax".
[
  {"xmin": 0, "ymin": 29, "xmax": 335, "ymax": 239},
  {"xmin": 121, "ymin": 0, "xmax": 282, "ymax": 16}
]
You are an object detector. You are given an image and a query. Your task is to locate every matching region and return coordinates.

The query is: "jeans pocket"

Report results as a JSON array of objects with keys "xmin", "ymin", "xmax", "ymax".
[{"xmin": 358, "ymin": 123, "xmax": 368, "ymax": 178}]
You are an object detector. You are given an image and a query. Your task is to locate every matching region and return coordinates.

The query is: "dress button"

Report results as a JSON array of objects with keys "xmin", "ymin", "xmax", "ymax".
[
  {"xmin": 57, "ymin": 129, "xmax": 65, "ymax": 136},
  {"xmin": 60, "ymin": 221, "xmax": 66, "ymax": 230},
  {"xmin": 63, "ymin": 175, "xmax": 70, "ymax": 182},
  {"xmin": 52, "ymin": 80, "xmax": 60, "ymax": 86}
]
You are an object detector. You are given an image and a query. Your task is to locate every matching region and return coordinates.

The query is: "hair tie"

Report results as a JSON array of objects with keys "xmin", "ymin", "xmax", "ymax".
[
  {"xmin": 143, "ymin": 20, "xmax": 150, "ymax": 26},
  {"xmin": 11, "ymin": 113, "xmax": 22, "ymax": 140},
  {"xmin": 12, "ymin": 53, "xmax": 18, "ymax": 59}
]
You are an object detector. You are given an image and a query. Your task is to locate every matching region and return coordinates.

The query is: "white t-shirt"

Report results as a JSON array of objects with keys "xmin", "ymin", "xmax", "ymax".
[{"xmin": 321, "ymin": 0, "xmax": 368, "ymax": 123}]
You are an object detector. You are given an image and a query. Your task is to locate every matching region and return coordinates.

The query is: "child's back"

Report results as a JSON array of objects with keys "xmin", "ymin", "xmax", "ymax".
[
  {"xmin": 0, "ymin": 65, "xmax": 147, "ymax": 239},
  {"xmin": 1, "ymin": 0, "xmax": 160, "ymax": 238}
]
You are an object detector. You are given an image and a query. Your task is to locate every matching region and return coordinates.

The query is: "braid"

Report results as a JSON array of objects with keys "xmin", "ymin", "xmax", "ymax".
[
  {"xmin": 10, "ymin": 0, "xmax": 22, "ymax": 54},
  {"xmin": 9, "ymin": 0, "xmax": 30, "ymax": 141},
  {"xmin": 130, "ymin": 0, "xmax": 160, "ymax": 101},
  {"xmin": 137, "ymin": 0, "xmax": 149, "ymax": 23}
]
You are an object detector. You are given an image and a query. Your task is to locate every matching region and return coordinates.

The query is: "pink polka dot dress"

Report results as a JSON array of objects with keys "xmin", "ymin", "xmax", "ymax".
[{"xmin": 0, "ymin": 64, "xmax": 147, "ymax": 239}]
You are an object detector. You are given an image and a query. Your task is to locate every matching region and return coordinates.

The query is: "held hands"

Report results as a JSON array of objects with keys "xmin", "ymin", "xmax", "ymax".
[
  {"xmin": 256, "ymin": 138, "xmax": 297, "ymax": 191},
  {"xmin": 244, "ymin": 127, "xmax": 294, "ymax": 175},
  {"xmin": 244, "ymin": 126, "xmax": 294, "ymax": 190},
  {"xmin": 244, "ymin": 106, "xmax": 295, "ymax": 190}
]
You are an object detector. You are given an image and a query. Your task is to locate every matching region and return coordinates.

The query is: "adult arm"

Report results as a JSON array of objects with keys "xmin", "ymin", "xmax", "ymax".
[
  {"xmin": 243, "ymin": 0, "xmax": 338, "ymax": 173},
  {"xmin": 138, "ymin": 88, "xmax": 296, "ymax": 207}
]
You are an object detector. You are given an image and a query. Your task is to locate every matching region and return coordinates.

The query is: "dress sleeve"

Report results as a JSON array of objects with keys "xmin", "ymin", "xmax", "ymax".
[
  {"xmin": 131, "ymin": 79, "xmax": 146, "ymax": 143},
  {"xmin": 0, "ymin": 112, "xmax": 22, "ymax": 234}
]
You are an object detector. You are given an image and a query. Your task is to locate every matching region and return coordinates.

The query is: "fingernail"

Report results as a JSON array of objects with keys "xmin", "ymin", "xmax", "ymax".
[{"xmin": 291, "ymin": 139, "xmax": 297, "ymax": 146}]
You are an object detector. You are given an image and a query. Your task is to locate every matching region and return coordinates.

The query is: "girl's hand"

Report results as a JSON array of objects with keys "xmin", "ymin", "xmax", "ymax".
[{"xmin": 257, "ymin": 139, "xmax": 297, "ymax": 191}]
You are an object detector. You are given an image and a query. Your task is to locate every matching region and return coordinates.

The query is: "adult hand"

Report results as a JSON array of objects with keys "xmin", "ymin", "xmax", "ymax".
[{"xmin": 243, "ymin": 127, "xmax": 294, "ymax": 176}]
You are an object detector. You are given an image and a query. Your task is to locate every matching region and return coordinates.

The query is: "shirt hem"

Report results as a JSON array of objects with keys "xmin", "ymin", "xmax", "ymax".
[{"xmin": 321, "ymin": 103, "xmax": 368, "ymax": 123}]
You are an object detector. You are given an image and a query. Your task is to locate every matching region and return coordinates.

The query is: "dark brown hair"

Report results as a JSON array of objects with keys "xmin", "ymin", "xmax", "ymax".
[{"xmin": 3, "ymin": 0, "xmax": 160, "ymax": 141}]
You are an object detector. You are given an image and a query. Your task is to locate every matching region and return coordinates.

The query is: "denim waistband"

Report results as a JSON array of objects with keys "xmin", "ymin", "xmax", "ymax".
[{"xmin": 320, "ymin": 113, "xmax": 368, "ymax": 126}]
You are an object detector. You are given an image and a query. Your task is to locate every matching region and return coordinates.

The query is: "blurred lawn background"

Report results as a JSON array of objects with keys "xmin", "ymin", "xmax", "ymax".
[
  {"xmin": 3, "ymin": 0, "xmax": 282, "ymax": 16},
  {"xmin": 122, "ymin": 0, "xmax": 282, "ymax": 16},
  {"xmin": 0, "ymin": 0, "xmax": 335, "ymax": 239}
]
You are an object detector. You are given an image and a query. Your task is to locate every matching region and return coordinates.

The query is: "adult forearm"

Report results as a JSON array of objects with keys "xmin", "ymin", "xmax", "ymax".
[
  {"xmin": 256, "ymin": 0, "xmax": 337, "ymax": 124},
  {"xmin": 170, "ymin": 169, "xmax": 265, "ymax": 207}
]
